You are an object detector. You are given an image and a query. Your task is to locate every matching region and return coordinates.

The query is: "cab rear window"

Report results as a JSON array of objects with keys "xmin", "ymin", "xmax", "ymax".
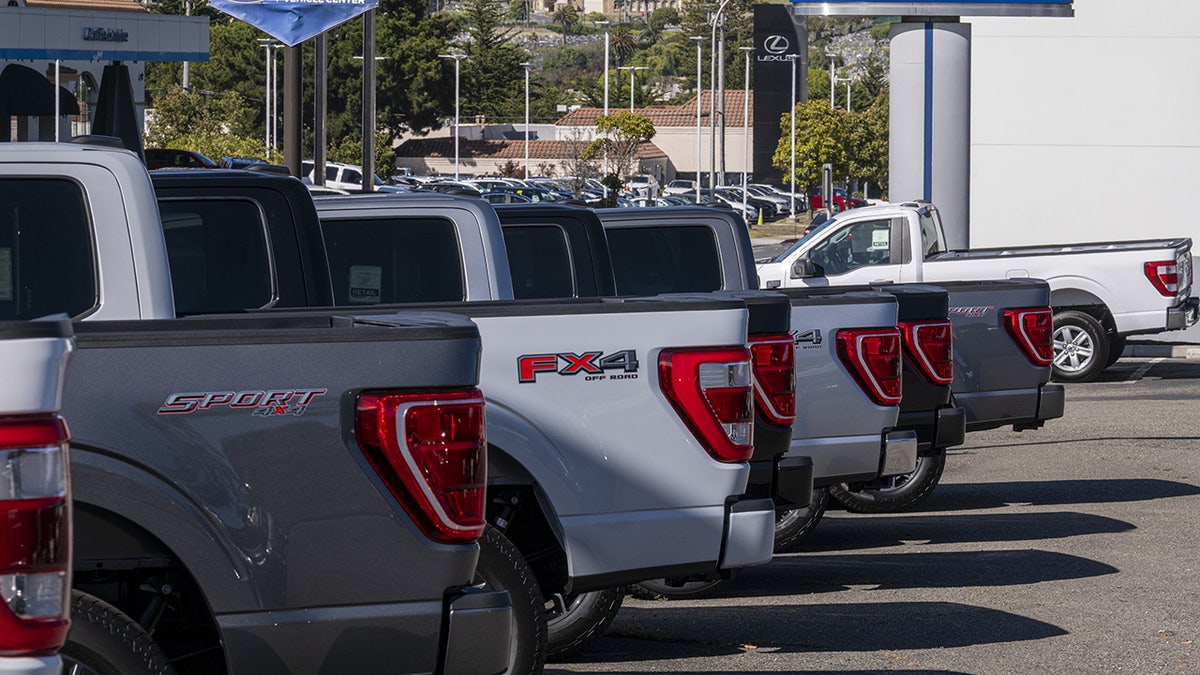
[
  {"xmin": 0, "ymin": 178, "xmax": 96, "ymax": 320},
  {"xmin": 502, "ymin": 225, "xmax": 575, "ymax": 299},
  {"xmin": 606, "ymin": 226, "xmax": 722, "ymax": 294},
  {"xmin": 158, "ymin": 199, "xmax": 275, "ymax": 314},
  {"xmin": 321, "ymin": 217, "xmax": 465, "ymax": 304}
]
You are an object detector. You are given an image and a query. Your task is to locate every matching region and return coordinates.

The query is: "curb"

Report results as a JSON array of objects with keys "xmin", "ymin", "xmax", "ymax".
[{"xmin": 1124, "ymin": 342, "xmax": 1200, "ymax": 359}]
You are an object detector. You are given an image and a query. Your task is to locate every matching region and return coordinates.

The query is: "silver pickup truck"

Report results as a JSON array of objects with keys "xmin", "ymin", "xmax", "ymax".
[{"xmin": 0, "ymin": 318, "xmax": 73, "ymax": 675}]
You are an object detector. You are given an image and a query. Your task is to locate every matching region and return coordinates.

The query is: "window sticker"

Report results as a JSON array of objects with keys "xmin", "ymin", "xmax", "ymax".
[
  {"xmin": 0, "ymin": 248, "xmax": 11, "ymax": 301},
  {"xmin": 348, "ymin": 265, "xmax": 382, "ymax": 304},
  {"xmin": 871, "ymin": 229, "xmax": 890, "ymax": 250}
]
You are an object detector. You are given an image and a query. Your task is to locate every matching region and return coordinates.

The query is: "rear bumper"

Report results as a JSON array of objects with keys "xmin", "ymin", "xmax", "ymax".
[
  {"xmin": 441, "ymin": 588, "xmax": 513, "ymax": 675},
  {"xmin": 960, "ymin": 384, "xmax": 1062, "ymax": 433},
  {"xmin": 0, "ymin": 657, "xmax": 60, "ymax": 675},
  {"xmin": 1167, "ymin": 296, "xmax": 1199, "ymax": 330},
  {"xmin": 719, "ymin": 497, "xmax": 776, "ymax": 571},
  {"xmin": 879, "ymin": 430, "xmax": 919, "ymax": 477}
]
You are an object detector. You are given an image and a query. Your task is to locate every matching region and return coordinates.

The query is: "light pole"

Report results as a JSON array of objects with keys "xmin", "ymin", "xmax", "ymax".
[
  {"xmin": 439, "ymin": 52, "xmax": 468, "ymax": 180},
  {"xmin": 257, "ymin": 38, "xmax": 280, "ymax": 160},
  {"xmin": 837, "ymin": 76, "xmax": 853, "ymax": 111},
  {"xmin": 595, "ymin": 21, "xmax": 611, "ymax": 190},
  {"xmin": 618, "ymin": 66, "xmax": 646, "ymax": 111},
  {"xmin": 825, "ymin": 51, "xmax": 837, "ymax": 108},
  {"xmin": 353, "ymin": 48, "xmax": 389, "ymax": 192},
  {"xmin": 691, "ymin": 36, "xmax": 706, "ymax": 203},
  {"xmin": 709, "ymin": 0, "xmax": 733, "ymax": 188},
  {"xmin": 788, "ymin": 54, "xmax": 799, "ymax": 222},
  {"xmin": 740, "ymin": 46, "xmax": 753, "ymax": 216},
  {"xmin": 521, "ymin": 61, "xmax": 532, "ymax": 180}
]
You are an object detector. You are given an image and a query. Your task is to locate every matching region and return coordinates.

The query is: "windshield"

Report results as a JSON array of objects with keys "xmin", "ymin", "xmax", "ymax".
[{"xmin": 770, "ymin": 215, "xmax": 840, "ymax": 263}]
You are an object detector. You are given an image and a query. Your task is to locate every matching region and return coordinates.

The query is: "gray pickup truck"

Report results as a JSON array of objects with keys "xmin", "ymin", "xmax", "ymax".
[
  {"xmin": 1, "ymin": 143, "xmax": 513, "ymax": 675},
  {"xmin": 601, "ymin": 207, "xmax": 1062, "ymax": 513},
  {"xmin": 0, "ymin": 318, "xmax": 74, "ymax": 675}
]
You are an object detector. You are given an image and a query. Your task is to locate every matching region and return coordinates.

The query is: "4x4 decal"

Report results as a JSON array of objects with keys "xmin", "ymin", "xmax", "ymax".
[{"xmin": 518, "ymin": 350, "xmax": 639, "ymax": 383}]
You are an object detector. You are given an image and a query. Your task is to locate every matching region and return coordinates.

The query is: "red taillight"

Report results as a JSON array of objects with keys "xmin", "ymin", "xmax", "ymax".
[
  {"xmin": 1004, "ymin": 307, "xmax": 1054, "ymax": 367},
  {"xmin": 0, "ymin": 415, "xmax": 71, "ymax": 657},
  {"xmin": 899, "ymin": 320, "xmax": 954, "ymax": 386},
  {"xmin": 1144, "ymin": 260, "xmax": 1181, "ymax": 297},
  {"xmin": 659, "ymin": 347, "xmax": 754, "ymax": 463},
  {"xmin": 748, "ymin": 334, "xmax": 796, "ymax": 427},
  {"xmin": 355, "ymin": 390, "xmax": 487, "ymax": 545},
  {"xmin": 836, "ymin": 328, "xmax": 903, "ymax": 406}
]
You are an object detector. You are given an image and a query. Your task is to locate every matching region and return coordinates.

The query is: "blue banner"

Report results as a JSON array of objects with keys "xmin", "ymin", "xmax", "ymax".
[{"xmin": 209, "ymin": 0, "xmax": 378, "ymax": 46}]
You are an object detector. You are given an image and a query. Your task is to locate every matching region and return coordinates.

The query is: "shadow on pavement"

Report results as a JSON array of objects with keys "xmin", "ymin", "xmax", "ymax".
[
  {"xmin": 717, "ymin": 549, "xmax": 1116, "ymax": 598},
  {"xmin": 918, "ymin": 478, "xmax": 1200, "ymax": 511},
  {"xmin": 792, "ymin": 510, "xmax": 1133, "ymax": 553},
  {"xmin": 560, "ymin": 600, "xmax": 1065, "ymax": 663}
]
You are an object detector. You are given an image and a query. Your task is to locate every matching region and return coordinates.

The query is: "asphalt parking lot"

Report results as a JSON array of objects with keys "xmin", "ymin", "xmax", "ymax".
[{"xmin": 548, "ymin": 357, "xmax": 1200, "ymax": 674}]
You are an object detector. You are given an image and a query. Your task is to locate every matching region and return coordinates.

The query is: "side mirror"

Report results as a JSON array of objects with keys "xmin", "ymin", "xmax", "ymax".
[{"xmin": 791, "ymin": 258, "xmax": 824, "ymax": 279}]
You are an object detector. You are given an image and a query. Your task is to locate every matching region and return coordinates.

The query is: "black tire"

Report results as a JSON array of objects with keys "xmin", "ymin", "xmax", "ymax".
[
  {"xmin": 60, "ymin": 591, "xmax": 176, "ymax": 675},
  {"xmin": 829, "ymin": 453, "xmax": 947, "ymax": 514},
  {"xmin": 545, "ymin": 586, "xmax": 623, "ymax": 661},
  {"xmin": 1106, "ymin": 334, "xmax": 1127, "ymax": 368},
  {"xmin": 626, "ymin": 577, "xmax": 725, "ymax": 601},
  {"xmin": 773, "ymin": 487, "xmax": 829, "ymax": 551},
  {"xmin": 1052, "ymin": 310, "xmax": 1110, "ymax": 382},
  {"xmin": 476, "ymin": 525, "xmax": 548, "ymax": 675}
]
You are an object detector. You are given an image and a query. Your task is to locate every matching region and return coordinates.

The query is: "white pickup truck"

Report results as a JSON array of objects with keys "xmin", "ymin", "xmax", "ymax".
[{"xmin": 758, "ymin": 201, "xmax": 1198, "ymax": 382}]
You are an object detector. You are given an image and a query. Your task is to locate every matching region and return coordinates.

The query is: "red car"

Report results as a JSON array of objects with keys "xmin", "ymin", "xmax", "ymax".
[
  {"xmin": 809, "ymin": 185, "xmax": 868, "ymax": 212},
  {"xmin": 145, "ymin": 148, "xmax": 220, "ymax": 170}
]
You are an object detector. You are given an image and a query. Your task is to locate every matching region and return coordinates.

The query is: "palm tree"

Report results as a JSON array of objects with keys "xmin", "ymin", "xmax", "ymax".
[{"xmin": 551, "ymin": 4, "xmax": 579, "ymax": 46}]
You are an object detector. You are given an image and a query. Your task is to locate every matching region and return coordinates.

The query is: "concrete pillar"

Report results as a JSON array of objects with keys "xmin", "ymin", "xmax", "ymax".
[{"xmin": 889, "ymin": 20, "xmax": 971, "ymax": 249}]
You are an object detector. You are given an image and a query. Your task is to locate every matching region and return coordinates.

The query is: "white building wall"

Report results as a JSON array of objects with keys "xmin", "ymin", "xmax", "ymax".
[{"xmin": 968, "ymin": 0, "xmax": 1200, "ymax": 250}]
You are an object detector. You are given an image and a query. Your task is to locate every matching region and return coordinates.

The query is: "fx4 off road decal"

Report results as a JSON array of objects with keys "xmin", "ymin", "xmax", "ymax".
[
  {"xmin": 518, "ymin": 350, "xmax": 639, "ymax": 383},
  {"xmin": 791, "ymin": 328, "xmax": 823, "ymax": 349},
  {"xmin": 157, "ymin": 389, "xmax": 328, "ymax": 416}
]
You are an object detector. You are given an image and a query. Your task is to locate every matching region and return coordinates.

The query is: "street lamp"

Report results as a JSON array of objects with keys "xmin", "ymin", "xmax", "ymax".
[
  {"xmin": 788, "ymin": 54, "xmax": 799, "ymax": 223},
  {"xmin": 618, "ymin": 66, "xmax": 647, "ymax": 112},
  {"xmin": 709, "ymin": 0, "xmax": 733, "ymax": 189},
  {"xmin": 353, "ymin": 50, "xmax": 390, "ymax": 192},
  {"xmin": 691, "ymin": 36, "xmax": 706, "ymax": 203},
  {"xmin": 595, "ymin": 21, "xmax": 611, "ymax": 190},
  {"xmin": 438, "ymin": 52, "xmax": 468, "ymax": 180},
  {"xmin": 825, "ymin": 51, "xmax": 837, "ymax": 108},
  {"xmin": 837, "ymin": 75, "xmax": 853, "ymax": 112},
  {"xmin": 521, "ymin": 61, "xmax": 532, "ymax": 180},
  {"xmin": 739, "ymin": 46, "xmax": 753, "ymax": 216},
  {"xmin": 257, "ymin": 38, "xmax": 281, "ymax": 160}
]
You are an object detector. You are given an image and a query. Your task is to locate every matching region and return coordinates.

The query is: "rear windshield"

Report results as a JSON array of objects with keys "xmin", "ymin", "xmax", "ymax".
[
  {"xmin": 606, "ymin": 226, "xmax": 722, "ymax": 294},
  {"xmin": 158, "ymin": 199, "xmax": 275, "ymax": 314},
  {"xmin": 502, "ymin": 225, "xmax": 575, "ymax": 299},
  {"xmin": 0, "ymin": 178, "xmax": 96, "ymax": 320},
  {"xmin": 321, "ymin": 217, "xmax": 465, "ymax": 304}
]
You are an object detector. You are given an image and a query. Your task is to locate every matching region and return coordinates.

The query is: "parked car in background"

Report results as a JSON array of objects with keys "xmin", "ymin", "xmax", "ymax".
[
  {"xmin": 301, "ymin": 160, "xmax": 403, "ymax": 192},
  {"xmin": 749, "ymin": 183, "xmax": 806, "ymax": 213},
  {"xmin": 810, "ymin": 185, "xmax": 868, "ymax": 212},
  {"xmin": 625, "ymin": 174, "xmax": 660, "ymax": 198},
  {"xmin": 144, "ymin": 148, "xmax": 219, "ymax": 170},
  {"xmin": 664, "ymin": 179, "xmax": 697, "ymax": 196},
  {"xmin": 483, "ymin": 191, "xmax": 533, "ymax": 204}
]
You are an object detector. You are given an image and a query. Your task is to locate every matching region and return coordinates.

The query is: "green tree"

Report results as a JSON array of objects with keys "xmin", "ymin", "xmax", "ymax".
[
  {"xmin": 846, "ymin": 89, "xmax": 889, "ymax": 196},
  {"xmin": 551, "ymin": 4, "xmax": 580, "ymax": 46},
  {"xmin": 582, "ymin": 111, "xmax": 655, "ymax": 180},
  {"xmin": 458, "ymin": 0, "xmax": 525, "ymax": 120},
  {"xmin": 145, "ymin": 86, "xmax": 266, "ymax": 160},
  {"xmin": 772, "ymin": 101, "xmax": 849, "ymax": 189}
]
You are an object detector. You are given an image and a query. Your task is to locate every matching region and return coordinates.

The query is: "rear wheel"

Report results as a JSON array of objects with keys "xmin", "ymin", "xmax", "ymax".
[
  {"xmin": 829, "ymin": 453, "xmax": 947, "ymax": 513},
  {"xmin": 476, "ymin": 526, "xmax": 548, "ymax": 675},
  {"xmin": 546, "ymin": 586, "xmax": 623, "ymax": 661},
  {"xmin": 773, "ymin": 487, "xmax": 829, "ymax": 551},
  {"xmin": 60, "ymin": 591, "xmax": 176, "ymax": 675},
  {"xmin": 1052, "ymin": 310, "xmax": 1109, "ymax": 382}
]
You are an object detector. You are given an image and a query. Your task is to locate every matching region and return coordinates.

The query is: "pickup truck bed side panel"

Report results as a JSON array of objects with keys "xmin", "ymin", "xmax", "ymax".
[
  {"xmin": 780, "ymin": 290, "xmax": 901, "ymax": 484},
  {"xmin": 65, "ymin": 316, "xmax": 483, "ymax": 674},
  {"xmin": 0, "ymin": 322, "xmax": 73, "ymax": 413}
]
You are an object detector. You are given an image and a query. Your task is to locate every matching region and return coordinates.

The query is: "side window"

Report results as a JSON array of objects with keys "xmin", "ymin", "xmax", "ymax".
[
  {"xmin": 325, "ymin": 166, "xmax": 339, "ymax": 181},
  {"xmin": 807, "ymin": 219, "xmax": 893, "ymax": 276},
  {"xmin": 345, "ymin": 170, "xmax": 362, "ymax": 186},
  {"xmin": 321, "ymin": 217, "xmax": 464, "ymax": 304},
  {"xmin": 920, "ymin": 211, "xmax": 946, "ymax": 258},
  {"xmin": 0, "ymin": 179, "xmax": 96, "ymax": 320},
  {"xmin": 158, "ymin": 199, "xmax": 275, "ymax": 314},
  {"xmin": 606, "ymin": 226, "xmax": 721, "ymax": 294},
  {"xmin": 502, "ymin": 225, "xmax": 575, "ymax": 299}
]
